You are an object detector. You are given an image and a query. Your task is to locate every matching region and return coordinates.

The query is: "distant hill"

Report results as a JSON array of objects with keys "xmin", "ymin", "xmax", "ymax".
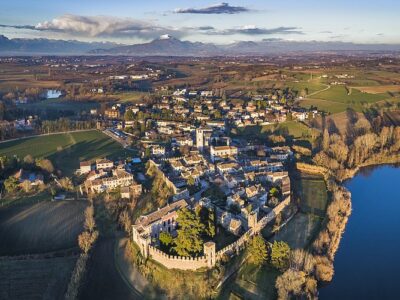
[
  {"xmin": 0, "ymin": 35, "xmax": 120, "ymax": 55},
  {"xmin": 1, "ymin": 34, "xmax": 400, "ymax": 56},
  {"xmin": 89, "ymin": 35, "xmax": 220, "ymax": 56}
]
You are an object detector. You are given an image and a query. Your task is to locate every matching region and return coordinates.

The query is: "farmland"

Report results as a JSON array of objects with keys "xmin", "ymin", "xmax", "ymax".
[
  {"xmin": 0, "ymin": 200, "xmax": 87, "ymax": 255},
  {"xmin": 21, "ymin": 99, "xmax": 99, "ymax": 114},
  {"xmin": 0, "ymin": 130, "xmax": 130, "ymax": 176},
  {"xmin": 0, "ymin": 255, "xmax": 77, "ymax": 300},
  {"xmin": 0, "ymin": 199, "xmax": 86, "ymax": 300}
]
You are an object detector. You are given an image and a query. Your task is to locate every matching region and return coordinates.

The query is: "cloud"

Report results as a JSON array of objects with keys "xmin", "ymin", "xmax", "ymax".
[
  {"xmin": 33, "ymin": 14, "xmax": 185, "ymax": 39},
  {"xmin": 175, "ymin": 2, "xmax": 249, "ymax": 14},
  {"xmin": 206, "ymin": 25, "xmax": 304, "ymax": 36},
  {"xmin": 0, "ymin": 15, "xmax": 303, "ymax": 42}
]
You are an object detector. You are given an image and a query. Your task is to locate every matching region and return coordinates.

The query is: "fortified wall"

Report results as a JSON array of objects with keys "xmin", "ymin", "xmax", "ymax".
[
  {"xmin": 148, "ymin": 246, "xmax": 208, "ymax": 270},
  {"xmin": 132, "ymin": 195, "xmax": 291, "ymax": 271}
]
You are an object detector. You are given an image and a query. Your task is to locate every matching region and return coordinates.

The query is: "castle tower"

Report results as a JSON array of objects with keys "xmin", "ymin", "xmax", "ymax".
[
  {"xmin": 204, "ymin": 241, "xmax": 216, "ymax": 268},
  {"xmin": 248, "ymin": 211, "xmax": 258, "ymax": 231},
  {"xmin": 196, "ymin": 128, "xmax": 204, "ymax": 151}
]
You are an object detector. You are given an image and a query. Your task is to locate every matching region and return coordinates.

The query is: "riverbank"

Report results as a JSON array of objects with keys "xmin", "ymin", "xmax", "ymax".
[{"xmin": 320, "ymin": 165, "xmax": 400, "ymax": 299}]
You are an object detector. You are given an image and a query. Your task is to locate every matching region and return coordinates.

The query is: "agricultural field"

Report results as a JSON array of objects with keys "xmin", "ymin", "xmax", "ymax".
[
  {"xmin": 235, "ymin": 121, "xmax": 312, "ymax": 141},
  {"xmin": 0, "ymin": 130, "xmax": 130, "ymax": 176},
  {"xmin": 21, "ymin": 99, "xmax": 99, "ymax": 114},
  {"xmin": 0, "ymin": 255, "xmax": 77, "ymax": 300},
  {"xmin": 0, "ymin": 200, "xmax": 87, "ymax": 255},
  {"xmin": 351, "ymin": 85, "xmax": 400, "ymax": 94}
]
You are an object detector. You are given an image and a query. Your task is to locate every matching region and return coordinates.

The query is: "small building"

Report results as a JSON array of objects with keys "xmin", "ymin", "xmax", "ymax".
[{"xmin": 79, "ymin": 161, "xmax": 92, "ymax": 174}]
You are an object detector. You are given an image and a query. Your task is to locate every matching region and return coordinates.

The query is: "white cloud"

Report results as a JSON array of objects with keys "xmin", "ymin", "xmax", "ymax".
[{"xmin": 35, "ymin": 14, "xmax": 185, "ymax": 39}]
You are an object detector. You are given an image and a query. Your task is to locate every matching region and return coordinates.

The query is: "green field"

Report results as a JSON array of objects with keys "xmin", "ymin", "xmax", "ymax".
[
  {"xmin": 285, "ymin": 80, "xmax": 326, "ymax": 95},
  {"xmin": 236, "ymin": 121, "xmax": 311, "ymax": 140},
  {"xmin": 296, "ymin": 177, "xmax": 328, "ymax": 216},
  {"xmin": 300, "ymin": 85, "xmax": 392, "ymax": 113},
  {"xmin": 0, "ymin": 130, "xmax": 131, "ymax": 176},
  {"xmin": 218, "ymin": 263, "xmax": 279, "ymax": 300},
  {"xmin": 22, "ymin": 99, "xmax": 99, "ymax": 113}
]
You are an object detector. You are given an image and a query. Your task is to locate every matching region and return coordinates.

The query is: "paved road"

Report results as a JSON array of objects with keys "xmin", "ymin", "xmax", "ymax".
[{"xmin": 79, "ymin": 236, "xmax": 141, "ymax": 300}]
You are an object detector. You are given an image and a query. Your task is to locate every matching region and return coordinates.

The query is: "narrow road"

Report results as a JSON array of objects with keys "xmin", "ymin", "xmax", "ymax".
[
  {"xmin": 79, "ymin": 236, "xmax": 142, "ymax": 300},
  {"xmin": 307, "ymin": 84, "xmax": 331, "ymax": 97}
]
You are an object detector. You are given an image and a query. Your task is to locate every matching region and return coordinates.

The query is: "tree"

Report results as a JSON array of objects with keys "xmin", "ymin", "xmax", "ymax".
[
  {"xmin": 4, "ymin": 176, "xmax": 19, "ymax": 193},
  {"xmin": 271, "ymin": 241, "xmax": 290, "ymax": 270},
  {"xmin": 119, "ymin": 209, "xmax": 132, "ymax": 234},
  {"xmin": 59, "ymin": 177, "xmax": 74, "ymax": 191},
  {"xmin": 314, "ymin": 256, "xmax": 334, "ymax": 282},
  {"xmin": 275, "ymin": 269, "xmax": 306, "ymax": 300},
  {"xmin": 187, "ymin": 176, "xmax": 195, "ymax": 186},
  {"xmin": 197, "ymin": 206, "xmax": 216, "ymax": 238},
  {"xmin": 173, "ymin": 208, "xmax": 205, "ymax": 257},
  {"xmin": 322, "ymin": 128, "xmax": 330, "ymax": 152},
  {"xmin": 21, "ymin": 180, "xmax": 31, "ymax": 193},
  {"xmin": 36, "ymin": 158, "xmax": 54, "ymax": 173},
  {"xmin": 78, "ymin": 230, "xmax": 99, "ymax": 253},
  {"xmin": 84, "ymin": 205, "xmax": 96, "ymax": 232},
  {"xmin": 23, "ymin": 154, "xmax": 35, "ymax": 166},
  {"xmin": 124, "ymin": 109, "xmax": 135, "ymax": 121},
  {"xmin": 159, "ymin": 231, "xmax": 173, "ymax": 252},
  {"xmin": 247, "ymin": 235, "xmax": 268, "ymax": 265}
]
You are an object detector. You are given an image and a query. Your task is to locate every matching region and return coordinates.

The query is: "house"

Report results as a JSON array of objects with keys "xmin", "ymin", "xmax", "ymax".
[
  {"xmin": 96, "ymin": 159, "xmax": 113, "ymax": 170},
  {"xmin": 121, "ymin": 186, "xmax": 131, "ymax": 199},
  {"xmin": 80, "ymin": 161, "xmax": 92, "ymax": 174},
  {"xmin": 105, "ymin": 109, "xmax": 120, "ymax": 119},
  {"xmin": 210, "ymin": 145, "xmax": 238, "ymax": 162}
]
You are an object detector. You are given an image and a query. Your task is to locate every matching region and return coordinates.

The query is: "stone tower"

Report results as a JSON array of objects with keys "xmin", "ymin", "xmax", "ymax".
[
  {"xmin": 196, "ymin": 128, "xmax": 204, "ymax": 151},
  {"xmin": 248, "ymin": 211, "xmax": 258, "ymax": 231},
  {"xmin": 204, "ymin": 241, "xmax": 216, "ymax": 268}
]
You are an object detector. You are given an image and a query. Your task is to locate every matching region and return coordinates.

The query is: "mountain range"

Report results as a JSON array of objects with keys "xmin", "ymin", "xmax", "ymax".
[{"xmin": 1, "ymin": 34, "xmax": 400, "ymax": 56}]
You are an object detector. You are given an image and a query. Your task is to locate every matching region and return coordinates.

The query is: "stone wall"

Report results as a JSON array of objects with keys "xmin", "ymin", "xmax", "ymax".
[
  {"xmin": 133, "ymin": 183, "xmax": 291, "ymax": 271},
  {"xmin": 148, "ymin": 246, "xmax": 208, "ymax": 270},
  {"xmin": 216, "ymin": 195, "xmax": 291, "ymax": 260}
]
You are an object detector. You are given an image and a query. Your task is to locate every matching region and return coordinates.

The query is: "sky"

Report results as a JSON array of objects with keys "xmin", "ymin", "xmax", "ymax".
[{"xmin": 0, "ymin": 0, "xmax": 399, "ymax": 45}]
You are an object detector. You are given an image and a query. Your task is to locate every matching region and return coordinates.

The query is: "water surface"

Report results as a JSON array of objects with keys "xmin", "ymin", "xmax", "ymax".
[{"xmin": 321, "ymin": 165, "xmax": 400, "ymax": 300}]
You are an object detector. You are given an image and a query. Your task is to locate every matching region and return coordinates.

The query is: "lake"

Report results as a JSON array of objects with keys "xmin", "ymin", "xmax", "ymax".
[
  {"xmin": 46, "ymin": 89, "xmax": 62, "ymax": 99},
  {"xmin": 320, "ymin": 165, "xmax": 400, "ymax": 300}
]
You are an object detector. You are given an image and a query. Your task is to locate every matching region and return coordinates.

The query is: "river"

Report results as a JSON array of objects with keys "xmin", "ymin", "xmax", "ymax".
[{"xmin": 320, "ymin": 165, "xmax": 400, "ymax": 300}]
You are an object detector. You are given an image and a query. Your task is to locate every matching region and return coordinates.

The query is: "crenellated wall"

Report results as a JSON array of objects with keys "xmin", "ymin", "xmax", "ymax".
[
  {"xmin": 134, "ymin": 193, "xmax": 291, "ymax": 270},
  {"xmin": 148, "ymin": 245, "xmax": 208, "ymax": 270}
]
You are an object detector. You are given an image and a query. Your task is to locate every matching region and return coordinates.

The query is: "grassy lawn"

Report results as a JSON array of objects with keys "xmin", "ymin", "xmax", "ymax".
[
  {"xmin": 113, "ymin": 91, "xmax": 150, "ymax": 103},
  {"xmin": 299, "ymin": 98, "xmax": 349, "ymax": 114},
  {"xmin": 0, "ymin": 130, "xmax": 131, "ymax": 176},
  {"xmin": 295, "ymin": 177, "xmax": 328, "ymax": 216},
  {"xmin": 285, "ymin": 80, "xmax": 326, "ymax": 95},
  {"xmin": 273, "ymin": 213, "xmax": 322, "ymax": 250},
  {"xmin": 218, "ymin": 263, "xmax": 279, "ymax": 300},
  {"xmin": 235, "ymin": 121, "xmax": 312, "ymax": 141},
  {"xmin": 301, "ymin": 85, "xmax": 392, "ymax": 114}
]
